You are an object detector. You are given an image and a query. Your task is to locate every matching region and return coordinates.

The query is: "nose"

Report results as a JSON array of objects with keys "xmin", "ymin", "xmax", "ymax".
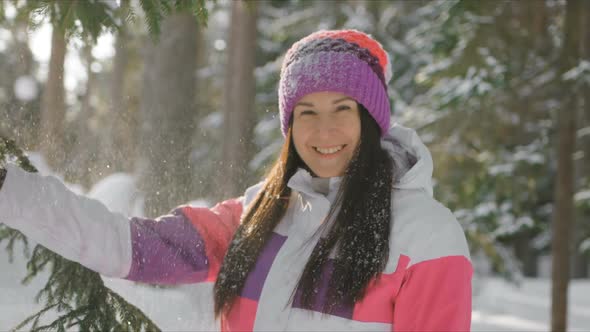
[{"xmin": 313, "ymin": 115, "xmax": 337, "ymax": 137}]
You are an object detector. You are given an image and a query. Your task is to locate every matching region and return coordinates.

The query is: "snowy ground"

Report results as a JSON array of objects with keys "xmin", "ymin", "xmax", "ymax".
[
  {"xmin": 472, "ymin": 277, "xmax": 590, "ymax": 331},
  {"xmin": 1, "ymin": 160, "xmax": 589, "ymax": 331}
]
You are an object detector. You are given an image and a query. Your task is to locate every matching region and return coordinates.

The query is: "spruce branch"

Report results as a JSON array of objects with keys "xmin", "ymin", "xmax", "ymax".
[
  {"xmin": 6, "ymin": 0, "xmax": 211, "ymax": 42},
  {"xmin": 138, "ymin": 0, "xmax": 211, "ymax": 38},
  {"xmin": 10, "ymin": 302, "xmax": 60, "ymax": 332}
]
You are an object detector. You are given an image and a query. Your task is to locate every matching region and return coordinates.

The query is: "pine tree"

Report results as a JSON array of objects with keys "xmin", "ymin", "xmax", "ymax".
[
  {"xmin": 397, "ymin": 0, "xmax": 564, "ymax": 280},
  {"xmin": 218, "ymin": 0, "xmax": 258, "ymax": 200}
]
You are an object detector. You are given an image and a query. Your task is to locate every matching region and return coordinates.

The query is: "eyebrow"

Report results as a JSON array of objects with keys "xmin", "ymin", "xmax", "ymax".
[{"xmin": 295, "ymin": 97, "xmax": 354, "ymax": 107}]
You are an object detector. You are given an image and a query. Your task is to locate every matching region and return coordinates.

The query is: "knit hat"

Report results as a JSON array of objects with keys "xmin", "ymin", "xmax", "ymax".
[{"xmin": 278, "ymin": 29, "xmax": 392, "ymax": 137}]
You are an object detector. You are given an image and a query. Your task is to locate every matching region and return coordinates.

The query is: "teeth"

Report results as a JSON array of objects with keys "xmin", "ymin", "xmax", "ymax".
[{"xmin": 315, "ymin": 145, "xmax": 344, "ymax": 154}]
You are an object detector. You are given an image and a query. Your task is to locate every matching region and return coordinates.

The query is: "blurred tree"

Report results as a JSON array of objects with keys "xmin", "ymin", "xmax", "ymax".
[
  {"xmin": 0, "ymin": 9, "xmax": 40, "ymax": 150},
  {"xmin": 39, "ymin": 24, "xmax": 66, "ymax": 171},
  {"xmin": 573, "ymin": 0, "xmax": 590, "ymax": 279},
  {"xmin": 63, "ymin": 42, "xmax": 99, "ymax": 188},
  {"xmin": 218, "ymin": 0, "xmax": 258, "ymax": 199},
  {"xmin": 138, "ymin": 11, "xmax": 201, "ymax": 217},
  {"xmin": 105, "ymin": 0, "xmax": 137, "ymax": 174},
  {"xmin": 19, "ymin": 0, "xmax": 120, "ymax": 172},
  {"xmin": 5, "ymin": 0, "xmax": 207, "ymax": 174},
  {"xmin": 551, "ymin": 0, "xmax": 582, "ymax": 330},
  {"xmin": 399, "ymin": 0, "xmax": 563, "ymax": 279}
]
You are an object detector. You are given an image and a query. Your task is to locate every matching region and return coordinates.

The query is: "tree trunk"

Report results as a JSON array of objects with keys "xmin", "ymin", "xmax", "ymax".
[
  {"xmin": 571, "ymin": 0, "xmax": 590, "ymax": 279},
  {"xmin": 5, "ymin": 19, "xmax": 37, "ymax": 149},
  {"xmin": 106, "ymin": 0, "xmax": 135, "ymax": 174},
  {"xmin": 39, "ymin": 27, "xmax": 66, "ymax": 171},
  {"xmin": 551, "ymin": 0, "xmax": 581, "ymax": 330},
  {"xmin": 507, "ymin": 0, "xmax": 553, "ymax": 278},
  {"xmin": 139, "ymin": 12, "xmax": 199, "ymax": 217},
  {"xmin": 218, "ymin": 0, "xmax": 258, "ymax": 199},
  {"xmin": 64, "ymin": 44, "xmax": 97, "ymax": 188}
]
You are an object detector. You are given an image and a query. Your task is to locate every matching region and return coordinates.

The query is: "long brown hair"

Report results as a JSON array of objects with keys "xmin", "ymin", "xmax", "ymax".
[{"xmin": 214, "ymin": 104, "xmax": 394, "ymax": 316}]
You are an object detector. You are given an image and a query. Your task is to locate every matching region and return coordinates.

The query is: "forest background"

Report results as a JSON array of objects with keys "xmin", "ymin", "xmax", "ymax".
[{"xmin": 0, "ymin": 0, "xmax": 589, "ymax": 331}]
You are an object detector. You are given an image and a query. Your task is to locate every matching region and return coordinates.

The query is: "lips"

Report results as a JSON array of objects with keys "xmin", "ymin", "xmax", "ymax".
[{"xmin": 313, "ymin": 144, "xmax": 346, "ymax": 155}]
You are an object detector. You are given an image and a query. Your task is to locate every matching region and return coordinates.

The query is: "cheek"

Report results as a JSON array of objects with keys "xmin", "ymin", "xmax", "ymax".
[
  {"xmin": 291, "ymin": 125, "xmax": 307, "ymax": 155},
  {"xmin": 292, "ymin": 117, "xmax": 314, "ymax": 140},
  {"xmin": 346, "ymin": 117, "xmax": 362, "ymax": 149}
]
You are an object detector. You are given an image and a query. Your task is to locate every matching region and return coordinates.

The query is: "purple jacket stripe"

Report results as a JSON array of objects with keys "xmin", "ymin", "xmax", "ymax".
[
  {"xmin": 292, "ymin": 259, "xmax": 354, "ymax": 319},
  {"xmin": 241, "ymin": 232, "xmax": 287, "ymax": 300},
  {"xmin": 125, "ymin": 209, "xmax": 208, "ymax": 284}
]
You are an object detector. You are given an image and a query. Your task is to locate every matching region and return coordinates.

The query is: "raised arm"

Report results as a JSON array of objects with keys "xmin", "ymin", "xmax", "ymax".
[{"xmin": 0, "ymin": 164, "xmax": 243, "ymax": 284}]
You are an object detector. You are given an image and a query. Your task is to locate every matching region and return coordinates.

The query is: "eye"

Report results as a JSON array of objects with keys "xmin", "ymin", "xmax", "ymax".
[
  {"xmin": 335, "ymin": 105, "xmax": 351, "ymax": 111},
  {"xmin": 298, "ymin": 110, "xmax": 316, "ymax": 116}
]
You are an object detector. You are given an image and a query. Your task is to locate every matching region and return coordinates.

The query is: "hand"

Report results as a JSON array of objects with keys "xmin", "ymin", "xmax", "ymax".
[{"xmin": 0, "ymin": 166, "xmax": 6, "ymax": 190}]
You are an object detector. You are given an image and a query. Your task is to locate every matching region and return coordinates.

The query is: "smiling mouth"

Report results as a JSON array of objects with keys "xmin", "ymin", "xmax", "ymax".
[{"xmin": 313, "ymin": 145, "xmax": 346, "ymax": 155}]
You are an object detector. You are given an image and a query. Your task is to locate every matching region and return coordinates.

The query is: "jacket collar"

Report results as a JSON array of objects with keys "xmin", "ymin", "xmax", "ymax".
[{"xmin": 287, "ymin": 168, "xmax": 342, "ymax": 204}]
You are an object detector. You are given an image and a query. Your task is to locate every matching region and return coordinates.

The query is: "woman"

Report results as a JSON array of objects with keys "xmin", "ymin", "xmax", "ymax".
[{"xmin": 0, "ymin": 30, "xmax": 472, "ymax": 331}]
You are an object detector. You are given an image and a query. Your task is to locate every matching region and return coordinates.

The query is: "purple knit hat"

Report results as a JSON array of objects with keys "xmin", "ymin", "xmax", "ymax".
[{"xmin": 278, "ymin": 29, "xmax": 392, "ymax": 137}]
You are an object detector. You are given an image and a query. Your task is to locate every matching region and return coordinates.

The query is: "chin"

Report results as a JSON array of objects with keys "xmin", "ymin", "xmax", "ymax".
[{"xmin": 310, "ymin": 167, "xmax": 344, "ymax": 178}]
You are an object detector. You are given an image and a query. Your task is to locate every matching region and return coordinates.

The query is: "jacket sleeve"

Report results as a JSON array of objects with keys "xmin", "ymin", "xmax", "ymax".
[
  {"xmin": 0, "ymin": 164, "xmax": 243, "ymax": 284},
  {"xmin": 125, "ymin": 199, "xmax": 242, "ymax": 284},
  {"xmin": 392, "ymin": 255, "xmax": 473, "ymax": 331}
]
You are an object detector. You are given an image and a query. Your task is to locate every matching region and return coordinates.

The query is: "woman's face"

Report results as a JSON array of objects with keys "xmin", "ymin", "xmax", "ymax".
[{"xmin": 292, "ymin": 91, "xmax": 361, "ymax": 178}]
